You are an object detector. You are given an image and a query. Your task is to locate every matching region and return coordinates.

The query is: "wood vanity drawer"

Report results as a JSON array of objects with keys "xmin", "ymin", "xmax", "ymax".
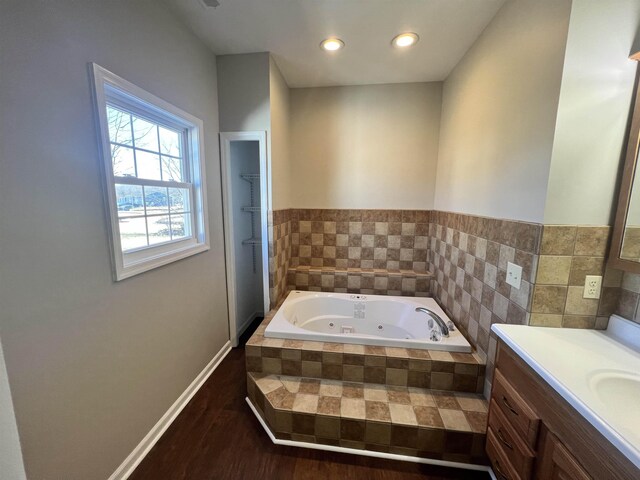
[
  {"xmin": 488, "ymin": 399, "xmax": 536, "ymax": 479},
  {"xmin": 492, "ymin": 369, "xmax": 540, "ymax": 449},
  {"xmin": 486, "ymin": 427, "xmax": 522, "ymax": 480}
]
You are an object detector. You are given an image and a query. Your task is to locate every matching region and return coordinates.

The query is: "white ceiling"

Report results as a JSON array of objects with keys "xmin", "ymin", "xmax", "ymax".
[{"xmin": 166, "ymin": 0, "xmax": 506, "ymax": 88}]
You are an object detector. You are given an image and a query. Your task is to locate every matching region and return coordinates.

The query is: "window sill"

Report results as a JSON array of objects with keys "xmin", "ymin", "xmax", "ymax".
[{"xmin": 116, "ymin": 242, "xmax": 210, "ymax": 281}]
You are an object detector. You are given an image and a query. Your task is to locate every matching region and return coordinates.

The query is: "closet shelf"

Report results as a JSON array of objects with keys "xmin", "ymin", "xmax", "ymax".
[
  {"xmin": 240, "ymin": 173, "xmax": 261, "ymax": 182},
  {"xmin": 241, "ymin": 206, "xmax": 261, "ymax": 212},
  {"xmin": 242, "ymin": 237, "xmax": 262, "ymax": 246}
]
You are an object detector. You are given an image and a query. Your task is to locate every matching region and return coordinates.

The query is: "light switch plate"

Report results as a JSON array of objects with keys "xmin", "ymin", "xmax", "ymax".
[
  {"xmin": 506, "ymin": 262, "xmax": 522, "ymax": 289},
  {"xmin": 583, "ymin": 275, "xmax": 602, "ymax": 299}
]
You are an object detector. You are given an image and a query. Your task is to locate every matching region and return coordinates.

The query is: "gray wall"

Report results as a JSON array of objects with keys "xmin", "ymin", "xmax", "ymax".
[
  {"xmin": 217, "ymin": 53, "xmax": 271, "ymax": 133},
  {"xmin": 0, "ymin": 338, "xmax": 26, "ymax": 480},
  {"xmin": 544, "ymin": 0, "xmax": 640, "ymax": 225},
  {"xmin": 434, "ymin": 0, "xmax": 572, "ymax": 223},
  {"xmin": 269, "ymin": 57, "xmax": 291, "ymax": 210},
  {"xmin": 0, "ymin": 1, "xmax": 229, "ymax": 479}
]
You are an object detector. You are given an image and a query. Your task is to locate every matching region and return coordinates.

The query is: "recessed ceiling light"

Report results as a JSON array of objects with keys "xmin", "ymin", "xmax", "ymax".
[
  {"xmin": 320, "ymin": 38, "xmax": 344, "ymax": 51},
  {"xmin": 392, "ymin": 32, "xmax": 419, "ymax": 48}
]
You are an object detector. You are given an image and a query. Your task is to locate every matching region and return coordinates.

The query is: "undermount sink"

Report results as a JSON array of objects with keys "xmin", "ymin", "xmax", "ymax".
[{"xmin": 590, "ymin": 370, "xmax": 640, "ymax": 442}]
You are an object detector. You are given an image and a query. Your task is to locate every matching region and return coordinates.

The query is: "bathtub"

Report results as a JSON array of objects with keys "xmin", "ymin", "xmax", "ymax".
[{"xmin": 264, "ymin": 291, "xmax": 472, "ymax": 352}]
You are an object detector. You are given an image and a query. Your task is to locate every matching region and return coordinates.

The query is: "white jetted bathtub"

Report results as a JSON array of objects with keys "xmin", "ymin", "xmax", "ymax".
[{"xmin": 265, "ymin": 291, "xmax": 472, "ymax": 352}]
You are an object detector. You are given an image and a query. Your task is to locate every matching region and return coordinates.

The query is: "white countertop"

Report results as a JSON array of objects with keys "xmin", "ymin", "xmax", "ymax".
[{"xmin": 492, "ymin": 316, "xmax": 640, "ymax": 470}]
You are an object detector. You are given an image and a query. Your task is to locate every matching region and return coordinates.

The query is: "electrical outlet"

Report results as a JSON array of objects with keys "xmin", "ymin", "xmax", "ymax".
[
  {"xmin": 583, "ymin": 275, "xmax": 602, "ymax": 299},
  {"xmin": 506, "ymin": 262, "xmax": 522, "ymax": 289}
]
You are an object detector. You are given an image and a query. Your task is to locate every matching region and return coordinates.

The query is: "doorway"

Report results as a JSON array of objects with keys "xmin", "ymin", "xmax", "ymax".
[{"xmin": 220, "ymin": 132, "xmax": 269, "ymax": 347}]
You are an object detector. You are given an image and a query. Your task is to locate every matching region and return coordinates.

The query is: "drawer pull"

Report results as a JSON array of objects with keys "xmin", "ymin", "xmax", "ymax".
[
  {"xmin": 502, "ymin": 395, "xmax": 519, "ymax": 416},
  {"xmin": 494, "ymin": 459, "xmax": 510, "ymax": 480},
  {"xmin": 497, "ymin": 428, "xmax": 514, "ymax": 450}
]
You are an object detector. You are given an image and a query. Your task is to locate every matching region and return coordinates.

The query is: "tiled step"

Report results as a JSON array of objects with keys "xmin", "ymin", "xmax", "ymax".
[
  {"xmin": 286, "ymin": 266, "xmax": 433, "ymax": 296},
  {"xmin": 246, "ymin": 317, "xmax": 486, "ymax": 393},
  {"xmin": 247, "ymin": 372, "xmax": 488, "ymax": 465}
]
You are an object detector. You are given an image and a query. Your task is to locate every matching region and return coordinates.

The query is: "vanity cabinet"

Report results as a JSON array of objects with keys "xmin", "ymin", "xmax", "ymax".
[
  {"xmin": 535, "ymin": 430, "xmax": 590, "ymax": 480},
  {"xmin": 486, "ymin": 340, "xmax": 638, "ymax": 480}
]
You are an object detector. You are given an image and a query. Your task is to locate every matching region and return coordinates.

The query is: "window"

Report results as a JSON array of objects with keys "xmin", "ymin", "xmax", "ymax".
[{"xmin": 91, "ymin": 64, "xmax": 209, "ymax": 280}]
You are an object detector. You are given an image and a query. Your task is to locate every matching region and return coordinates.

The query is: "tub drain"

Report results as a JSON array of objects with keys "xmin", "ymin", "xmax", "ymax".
[
  {"xmin": 329, "ymin": 322, "xmax": 335, "ymax": 328},
  {"xmin": 377, "ymin": 325, "xmax": 383, "ymax": 330}
]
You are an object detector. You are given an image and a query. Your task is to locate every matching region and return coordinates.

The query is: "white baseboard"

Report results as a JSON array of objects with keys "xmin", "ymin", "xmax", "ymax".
[
  {"xmin": 108, "ymin": 341, "xmax": 232, "ymax": 480},
  {"xmin": 245, "ymin": 397, "xmax": 495, "ymax": 478},
  {"xmin": 237, "ymin": 311, "xmax": 262, "ymax": 338}
]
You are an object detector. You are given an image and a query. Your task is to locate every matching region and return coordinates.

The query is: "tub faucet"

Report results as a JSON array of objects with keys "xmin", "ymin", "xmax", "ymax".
[{"xmin": 415, "ymin": 307, "xmax": 451, "ymax": 337}]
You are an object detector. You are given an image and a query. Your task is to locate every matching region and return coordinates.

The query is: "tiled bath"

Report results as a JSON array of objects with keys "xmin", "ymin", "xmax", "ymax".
[{"xmin": 268, "ymin": 208, "xmax": 636, "ymax": 395}]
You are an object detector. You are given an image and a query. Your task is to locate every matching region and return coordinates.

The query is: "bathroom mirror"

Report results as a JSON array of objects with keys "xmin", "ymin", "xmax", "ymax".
[{"xmin": 610, "ymin": 63, "xmax": 640, "ymax": 273}]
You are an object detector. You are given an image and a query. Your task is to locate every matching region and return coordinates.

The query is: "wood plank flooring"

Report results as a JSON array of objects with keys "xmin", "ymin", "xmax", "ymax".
[{"xmin": 130, "ymin": 321, "xmax": 491, "ymax": 480}]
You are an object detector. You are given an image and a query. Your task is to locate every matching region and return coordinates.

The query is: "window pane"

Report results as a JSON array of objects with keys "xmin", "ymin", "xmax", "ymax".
[
  {"xmin": 111, "ymin": 145, "xmax": 136, "ymax": 177},
  {"xmin": 115, "ymin": 184, "xmax": 144, "ymax": 216},
  {"xmin": 169, "ymin": 188, "xmax": 190, "ymax": 212},
  {"xmin": 107, "ymin": 106, "xmax": 133, "ymax": 146},
  {"xmin": 144, "ymin": 186, "xmax": 169, "ymax": 215},
  {"xmin": 170, "ymin": 213, "xmax": 192, "ymax": 240},
  {"xmin": 132, "ymin": 116, "xmax": 158, "ymax": 151},
  {"xmin": 147, "ymin": 215, "xmax": 171, "ymax": 245},
  {"xmin": 159, "ymin": 126, "xmax": 181, "ymax": 157},
  {"xmin": 119, "ymin": 217, "xmax": 148, "ymax": 251},
  {"xmin": 161, "ymin": 156, "xmax": 183, "ymax": 182},
  {"xmin": 136, "ymin": 151, "xmax": 162, "ymax": 180}
]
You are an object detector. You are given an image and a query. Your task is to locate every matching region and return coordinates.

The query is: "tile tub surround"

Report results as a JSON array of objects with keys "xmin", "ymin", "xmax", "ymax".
[
  {"xmin": 245, "ymin": 310, "xmax": 488, "ymax": 465},
  {"xmin": 286, "ymin": 266, "xmax": 432, "ymax": 297},
  {"xmin": 247, "ymin": 313, "xmax": 486, "ymax": 393},
  {"xmin": 281, "ymin": 208, "xmax": 433, "ymax": 296},
  {"xmin": 289, "ymin": 209, "xmax": 431, "ymax": 272},
  {"xmin": 247, "ymin": 372, "xmax": 488, "ymax": 465},
  {"xmin": 427, "ymin": 212, "xmax": 540, "ymax": 379},
  {"xmin": 268, "ymin": 209, "xmax": 292, "ymax": 307}
]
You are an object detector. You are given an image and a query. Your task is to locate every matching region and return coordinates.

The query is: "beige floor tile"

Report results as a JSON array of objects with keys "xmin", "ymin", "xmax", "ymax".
[
  {"xmin": 439, "ymin": 409, "xmax": 471, "ymax": 432},
  {"xmin": 408, "ymin": 388, "xmax": 436, "ymax": 407},
  {"xmin": 429, "ymin": 351, "xmax": 453, "ymax": 362},
  {"xmin": 341, "ymin": 398, "xmax": 366, "ymax": 419},
  {"xmin": 343, "ymin": 344, "xmax": 365, "ymax": 354},
  {"xmin": 454, "ymin": 393, "xmax": 488, "ymax": 412},
  {"xmin": 280, "ymin": 377, "xmax": 301, "ymax": 393},
  {"xmin": 319, "ymin": 380, "xmax": 343, "ymax": 397},
  {"xmin": 261, "ymin": 338, "xmax": 285, "ymax": 348},
  {"xmin": 364, "ymin": 384, "xmax": 388, "ymax": 402},
  {"xmin": 388, "ymin": 403, "xmax": 417, "ymax": 425},
  {"xmin": 292, "ymin": 393, "xmax": 319, "ymax": 414},
  {"xmin": 255, "ymin": 375, "xmax": 282, "ymax": 394}
]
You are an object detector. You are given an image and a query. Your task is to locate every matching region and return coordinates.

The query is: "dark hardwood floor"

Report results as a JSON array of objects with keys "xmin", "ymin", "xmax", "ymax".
[{"xmin": 130, "ymin": 320, "xmax": 490, "ymax": 480}]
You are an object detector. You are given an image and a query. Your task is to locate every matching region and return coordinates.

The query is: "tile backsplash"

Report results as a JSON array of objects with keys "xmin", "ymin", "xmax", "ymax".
[{"xmin": 530, "ymin": 225, "xmax": 615, "ymax": 329}]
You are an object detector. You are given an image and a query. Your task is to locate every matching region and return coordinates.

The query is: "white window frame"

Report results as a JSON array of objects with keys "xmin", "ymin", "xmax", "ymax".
[{"xmin": 90, "ymin": 63, "xmax": 210, "ymax": 281}]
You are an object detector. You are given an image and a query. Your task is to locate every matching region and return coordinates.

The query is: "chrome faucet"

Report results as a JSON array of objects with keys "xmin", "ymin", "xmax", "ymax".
[{"xmin": 415, "ymin": 307, "xmax": 452, "ymax": 337}]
